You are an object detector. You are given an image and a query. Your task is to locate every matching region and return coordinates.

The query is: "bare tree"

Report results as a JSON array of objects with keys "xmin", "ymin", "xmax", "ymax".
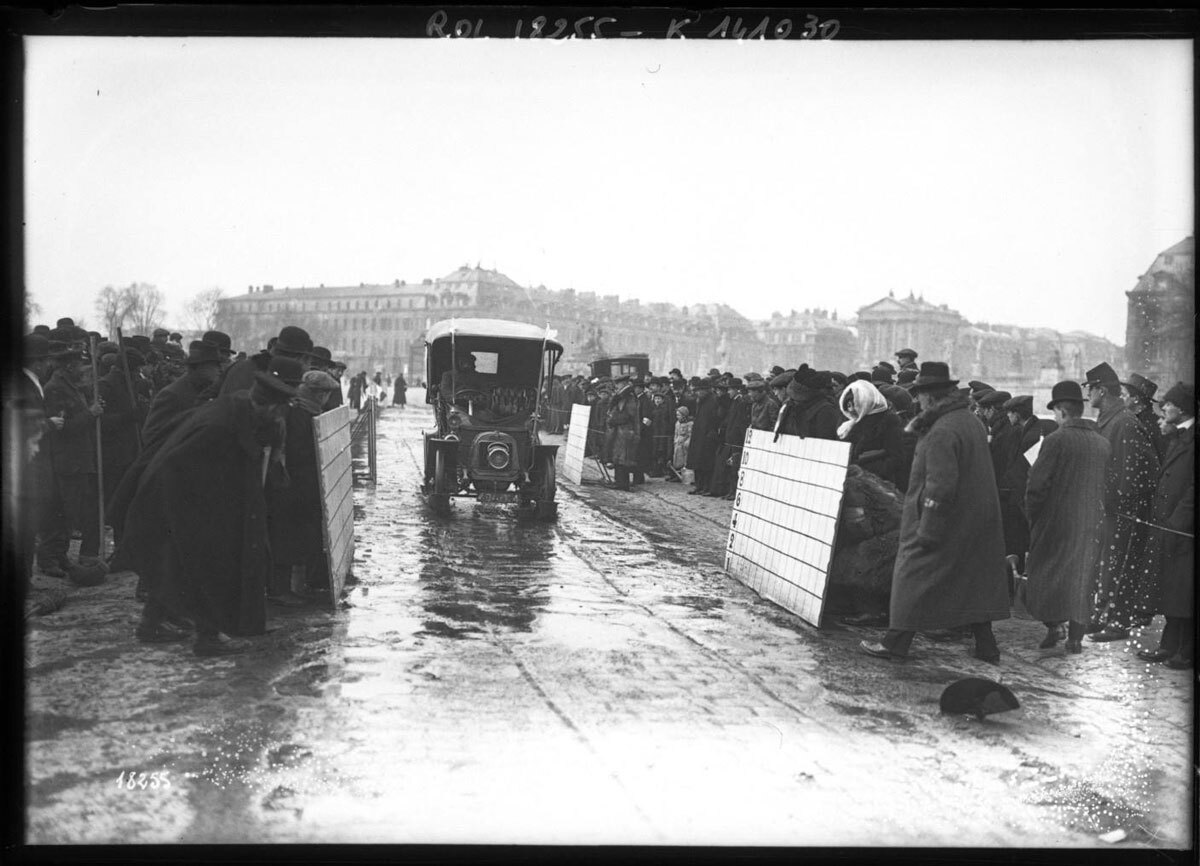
[
  {"xmin": 128, "ymin": 283, "xmax": 166, "ymax": 334},
  {"xmin": 94, "ymin": 285, "xmax": 140, "ymax": 337},
  {"xmin": 24, "ymin": 296, "xmax": 42, "ymax": 329},
  {"xmin": 183, "ymin": 287, "xmax": 224, "ymax": 333}
]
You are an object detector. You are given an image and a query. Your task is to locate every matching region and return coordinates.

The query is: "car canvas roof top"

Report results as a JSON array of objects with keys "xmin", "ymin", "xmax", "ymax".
[{"xmin": 426, "ymin": 318, "xmax": 562, "ymax": 349}]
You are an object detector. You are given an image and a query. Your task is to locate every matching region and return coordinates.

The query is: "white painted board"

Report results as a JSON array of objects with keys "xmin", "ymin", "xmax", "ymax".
[
  {"xmin": 724, "ymin": 429, "xmax": 851, "ymax": 628},
  {"xmin": 562, "ymin": 403, "xmax": 590, "ymax": 485}
]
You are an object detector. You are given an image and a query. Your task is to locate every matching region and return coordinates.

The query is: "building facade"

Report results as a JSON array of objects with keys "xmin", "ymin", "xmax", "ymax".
[
  {"xmin": 1126, "ymin": 236, "xmax": 1194, "ymax": 387},
  {"xmin": 754, "ymin": 309, "xmax": 858, "ymax": 373},
  {"xmin": 214, "ymin": 265, "xmax": 769, "ymax": 384}
]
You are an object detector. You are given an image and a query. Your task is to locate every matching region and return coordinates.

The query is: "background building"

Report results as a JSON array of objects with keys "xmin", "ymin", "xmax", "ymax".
[
  {"xmin": 755, "ymin": 309, "xmax": 857, "ymax": 373},
  {"xmin": 215, "ymin": 265, "xmax": 769, "ymax": 384},
  {"xmin": 1126, "ymin": 236, "xmax": 1194, "ymax": 387}
]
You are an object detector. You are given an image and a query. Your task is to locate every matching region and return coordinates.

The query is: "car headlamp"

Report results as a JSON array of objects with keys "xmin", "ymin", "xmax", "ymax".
[{"xmin": 486, "ymin": 442, "xmax": 511, "ymax": 469}]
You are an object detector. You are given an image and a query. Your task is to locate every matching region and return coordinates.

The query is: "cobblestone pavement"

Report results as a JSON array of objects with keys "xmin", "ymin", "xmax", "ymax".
[{"xmin": 24, "ymin": 405, "xmax": 1193, "ymax": 847}]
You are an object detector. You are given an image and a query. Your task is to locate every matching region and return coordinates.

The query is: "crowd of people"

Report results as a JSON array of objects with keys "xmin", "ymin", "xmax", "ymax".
[
  {"xmin": 10, "ymin": 321, "xmax": 1193, "ymax": 670},
  {"xmin": 543, "ymin": 348, "xmax": 1194, "ymax": 669},
  {"xmin": 11, "ymin": 319, "xmax": 364, "ymax": 656}
]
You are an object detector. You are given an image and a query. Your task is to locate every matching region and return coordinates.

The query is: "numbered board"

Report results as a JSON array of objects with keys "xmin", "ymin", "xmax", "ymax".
[
  {"xmin": 561, "ymin": 403, "xmax": 591, "ymax": 485},
  {"xmin": 724, "ymin": 430, "xmax": 850, "ymax": 628},
  {"xmin": 313, "ymin": 404, "xmax": 354, "ymax": 609}
]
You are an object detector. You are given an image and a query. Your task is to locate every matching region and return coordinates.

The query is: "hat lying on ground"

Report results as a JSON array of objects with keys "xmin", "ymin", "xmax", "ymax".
[{"xmin": 940, "ymin": 677, "xmax": 1019, "ymax": 721}]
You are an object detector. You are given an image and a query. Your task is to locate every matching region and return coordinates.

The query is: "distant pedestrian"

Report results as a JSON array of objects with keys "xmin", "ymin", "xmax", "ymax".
[
  {"xmin": 391, "ymin": 373, "xmax": 408, "ymax": 408},
  {"xmin": 860, "ymin": 362, "xmax": 1009, "ymax": 663},
  {"xmin": 1023, "ymin": 382, "xmax": 1110, "ymax": 653}
]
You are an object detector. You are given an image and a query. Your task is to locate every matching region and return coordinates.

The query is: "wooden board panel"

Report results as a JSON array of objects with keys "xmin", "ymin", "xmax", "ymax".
[
  {"xmin": 312, "ymin": 405, "xmax": 354, "ymax": 609},
  {"xmin": 562, "ymin": 403, "xmax": 590, "ymax": 485},
  {"xmin": 724, "ymin": 429, "xmax": 850, "ymax": 628}
]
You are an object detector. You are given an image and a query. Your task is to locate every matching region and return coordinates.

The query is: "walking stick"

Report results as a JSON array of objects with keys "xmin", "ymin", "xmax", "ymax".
[
  {"xmin": 89, "ymin": 336, "xmax": 106, "ymax": 560},
  {"xmin": 115, "ymin": 327, "xmax": 142, "ymax": 454}
]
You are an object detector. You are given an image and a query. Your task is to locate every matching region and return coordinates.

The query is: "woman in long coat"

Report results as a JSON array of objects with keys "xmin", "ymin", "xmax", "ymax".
[
  {"xmin": 860, "ymin": 367, "xmax": 1009, "ymax": 662},
  {"xmin": 606, "ymin": 381, "xmax": 640, "ymax": 490},
  {"xmin": 1023, "ymin": 403, "xmax": 1110, "ymax": 650},
  {"xmin": 837, "ymin": 380, "xmax": 906, "ymax": 490}
]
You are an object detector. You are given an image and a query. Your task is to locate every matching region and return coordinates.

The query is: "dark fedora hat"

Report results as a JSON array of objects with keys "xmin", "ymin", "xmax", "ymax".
[
  {"xmin": 668, "ymin": 368, "xmax": 683, "ymax": 377},
  {"xmin": 1120, "ymin": 372, "xmax": 1158, "ymax": 400},
  {"xmin": 24, "ymin": 334, "xmax": 51, "ymax": 360},
  {"xmin": 184, "ymin": 340, "xmax": 222, "ymax": 366},
  {"xmin": 253, "ymin": 356, "xmax": 303, "ymax": 402},
  {"xmin": 32, "ymin": 324, "xmax": 51, "ymax": 335},
  {"xmin": 910, "ymin": 361, "xmax": 959, "ymax": 393},
  {"xmin": 274, "ymin": 325, "xmax": 313, "ymax": 355},
  {"xmin": 895, "ymin": 348, "xmax": 918, "ymax": 359},
  {"xmin": 48, "ymin": 340, "xmax": 81, "ymax": 360},
  {"xmin": 1047, "ymin": 380, "xmax": 1085, "ymax": 410},
  {"xmin": 202, "ymin": 330, "xmax": 235, "ymax": 356},
  {"xmin": 1082, "ymin": 362, "xmax": 1120, "ymax": 390},
  {"xmin": 728, "ymin": 377, "xmax": 743, "ymax": 389},
  {"xmin": 55, "ymin": 317, "xmax": 75, "ymax": 330},
  {"xmin": 123, "ymin": 348, "xmax": 147, "ymax": 367},
  {"xmin": 978, "ymin": 390, "xmax": 1012, "ymax": 408},
  {"xmin": 1157, "ymin": 381, "xmax": 1195, "ymax": 412},
  {"xmin": 870, "ymin": 364, "xmax": 895, "ymax": 384},
  {"xmin": 47, "ymin": 327, "xmax": 73, "ymax": 344},
  {"xmin": 308, "ymin": 346, "xmax": 333, "ymax": 368},
  {"xmin": 152, "ymin": 327, "xmax": 170, "ymax": 339}
]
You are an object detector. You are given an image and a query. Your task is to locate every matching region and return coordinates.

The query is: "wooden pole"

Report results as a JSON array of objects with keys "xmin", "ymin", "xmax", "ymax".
[
  {"xmin": 115, "ymin": 327, "xmax": 142, "ymax": 454},
  {"xmin": 89, "ymin": 336, "xmax": 106, "ymax": 560}
]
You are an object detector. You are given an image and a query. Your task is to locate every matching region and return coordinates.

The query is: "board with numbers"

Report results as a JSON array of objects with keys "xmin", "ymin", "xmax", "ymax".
[{"xmin": 724, "ymin": 429, "xmax": 850, "ymax": 627}]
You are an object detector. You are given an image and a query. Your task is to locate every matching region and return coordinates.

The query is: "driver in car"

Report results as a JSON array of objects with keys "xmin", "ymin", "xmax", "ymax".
[{"xmin": 439, "ymin": 353, "xmax": 488, "ymax": 408}]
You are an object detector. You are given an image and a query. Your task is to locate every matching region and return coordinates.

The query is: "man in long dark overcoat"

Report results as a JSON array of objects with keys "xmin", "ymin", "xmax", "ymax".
[
  {"xmin": 1084, "ymin": 362, "xmax": 1159, "ymax": 642},
  {"xmin": 685, "ymin": 379, "xmax": 720, "ymax": 494},
  {"xmin": 860, "ymin": 362, "xmax": 1010, "ymax": 663},
  {"xmin": 124, "ymin": 363, "xmax": 297, "ymax": 655},
  {"xmin": 1137, "ymin": 382, "xmax": 1195, "ymax": 669},
  {"xmin": 605, "ymin": 377, "xmax": 640, "ymax": 491},
  {"xmin": 1023, "ymin": 382, "xmax": 1110, "ymax": 652},
  {"xmin": 1000, "ymin": 395, "xmax": 1040, "ymax": 574}
]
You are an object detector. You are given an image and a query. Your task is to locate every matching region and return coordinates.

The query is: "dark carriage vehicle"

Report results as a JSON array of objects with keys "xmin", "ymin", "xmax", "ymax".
[
  {"xmin": 422, "ymin": 319, "xmax": 562, "ymax": 519},
  {"xmin": 588, "ymin": 353, "xmax": 650, "ymax": 381}
]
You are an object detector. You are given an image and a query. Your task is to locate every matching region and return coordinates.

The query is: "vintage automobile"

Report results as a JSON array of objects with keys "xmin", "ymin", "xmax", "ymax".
[
  {"xmin": 588, "ymin": 353, "xmax": 650, "ymax": 381},
  {"xmin": 422, "ymin": 318, "xmax": 562, "ymax": 519}
]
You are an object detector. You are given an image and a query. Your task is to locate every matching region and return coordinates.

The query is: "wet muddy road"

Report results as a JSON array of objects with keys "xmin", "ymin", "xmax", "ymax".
[{"xmin": 25, "ymin": 406, "xmax": 1192, "ymax": 846}]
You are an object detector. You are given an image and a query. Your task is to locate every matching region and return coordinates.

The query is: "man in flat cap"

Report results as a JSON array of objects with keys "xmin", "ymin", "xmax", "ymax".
[
  {"xmin": 861, "ymin": 362, "xmax": 1009, "ymax": 664},
  {"xmin": 1023, "ymin": 381, "xmax": 1111, "ymax": 653},
  {"xmin": 894, "ymin": 348, "xmax": 918, "ymax": 374},
  {"xmin": 1083, "ymin": 362, "xmax": 1159, "ymax": 642},
  {"xmin": 1138, "ymin": 383, "xmax": 1195, "ymax": 669},
  {"xmin": 124, "ymin": 357, "xmax": 299, "ymax": 654}
]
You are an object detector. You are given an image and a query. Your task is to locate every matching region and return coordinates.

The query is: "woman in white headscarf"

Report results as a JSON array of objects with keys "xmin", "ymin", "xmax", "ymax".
[{"xmin": 838, "ymin": 379, "xmax": 906, "ymax": 489}]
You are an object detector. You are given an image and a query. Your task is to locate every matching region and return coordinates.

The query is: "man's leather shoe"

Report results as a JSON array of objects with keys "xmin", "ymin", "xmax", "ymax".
[
  {"xmin": 1165, "ymin": 654, "xmax": 1193, "ymax": 670},
  {"xmin": 136, "ymin": 622, "xmax": 191, "ymax": 643},
  {"xmin": 1065, "ymin": 639, "xmax": 1083, "ymax": 654},
  {"xmin": 1137, "ymin": 648, "xmax": 1171, "ymax": 663},
  {"xmin": 1083, "ymin": 619, "xmax": 1106, "ymax": 635},
  {"xmin": 1039, "ymin": 624, "xmax": 1066, "ymax": 649},
  {"xmin": 687, "ymin": 489, "xmax": 702, "ymax": 495},
  {"xmin": 193, "ymin": 634, "xmax": 252, "ymax": 657},
  {"xmin": 859, "ymin": 640, "xmax": 904, "ymax": 661},
  {"xmin": 1088, "ymin": 627, "xmax": 1130, "ymax": 643}
]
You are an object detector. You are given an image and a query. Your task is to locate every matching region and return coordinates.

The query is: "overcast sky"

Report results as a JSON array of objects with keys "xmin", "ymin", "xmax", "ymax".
[{"xmin": 25, "ymin": 36, "xmax": 1193, "ymax": 342}]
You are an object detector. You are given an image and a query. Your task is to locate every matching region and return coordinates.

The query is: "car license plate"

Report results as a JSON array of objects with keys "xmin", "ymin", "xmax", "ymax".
[{"xmin": 478, "ymin": 492, "xmax": 517, "ymax": 504}]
